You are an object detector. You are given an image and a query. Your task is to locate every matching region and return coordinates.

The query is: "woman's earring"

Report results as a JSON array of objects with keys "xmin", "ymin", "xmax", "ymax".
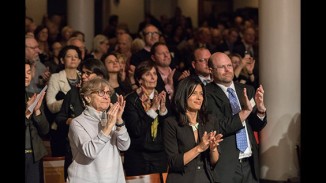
[{"xmin": 85, "ymin": 97, "xmax": 91, "ymax": 103}]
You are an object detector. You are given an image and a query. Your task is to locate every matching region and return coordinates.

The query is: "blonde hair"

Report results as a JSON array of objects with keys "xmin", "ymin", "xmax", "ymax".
[
  {"xmin": 131, "ymin": 38, "xmax": 145, "ymax": 54},
  {"xmin": 93, "ymin": 34, "xmax": 109, "ymax": 52}
]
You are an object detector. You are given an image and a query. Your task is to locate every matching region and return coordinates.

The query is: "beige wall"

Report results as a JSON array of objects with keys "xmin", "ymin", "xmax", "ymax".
[
  {"xmin": 109, "ymin": 0, "xmax": 144, "ymax": 34},
  {"xmin": 178, "ymin": 0, "xmax": 198, "ymax": 28},
  {"xmin": 233, "ymin": 0, "xmax": 258, "ymax": 11},
  {"xmin": 25, "ymin": 0, "xmax": 47, "ymax": 25},
  {"xmin": 150, "ymin": 0, "xmax": 175, "ymax": 21},
  {"xmin": 107, "ymin": 0, "xmax": 199, "ymax": 34},
  {"xmin": 24, "ymin": 0, "xmax": 257, "ymax": 32}
]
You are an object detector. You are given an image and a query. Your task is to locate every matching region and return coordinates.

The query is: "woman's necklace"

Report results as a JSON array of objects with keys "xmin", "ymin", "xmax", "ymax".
[{"xmin": 189, "ymin": 122, "xmax": 199, "ymax": 132}]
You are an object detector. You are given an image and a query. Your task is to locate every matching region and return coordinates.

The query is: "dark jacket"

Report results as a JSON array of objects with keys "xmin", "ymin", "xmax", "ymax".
[
  {"xmin": 122, "ymin": 91, "xmax": 169, "ymax": 176},
  {"xmin": 25, "ymin": 92, "xmax": 49, "ymax": 162},
  {"xmin": 163, "ymin": 115, "xmax": 218, "ymax": 183},
  {"xmin": 205, "ymin": 82, "xmax": 267, "ymax": 182}
]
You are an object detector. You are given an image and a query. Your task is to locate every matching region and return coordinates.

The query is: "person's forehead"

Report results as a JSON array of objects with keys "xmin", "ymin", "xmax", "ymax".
[
  {"xmin": 145, "ymin": 26, "xmax": 158, "ymax": 32},
  {"xmin": 26, "ymin": 37, "xmax": 37, "ymax": 45}
]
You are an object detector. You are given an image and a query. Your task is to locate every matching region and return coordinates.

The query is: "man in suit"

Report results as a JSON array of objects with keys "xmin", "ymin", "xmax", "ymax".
[
  {"xmin": 190, "ymin": 47, "xmax": 212, "ymax": 85},
  {"xmin": 205, "ymin": 52, "xmax": 267, "ymax": 183}
]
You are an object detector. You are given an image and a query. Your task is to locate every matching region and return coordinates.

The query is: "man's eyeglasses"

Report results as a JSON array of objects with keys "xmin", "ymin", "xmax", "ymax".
[
  {"xmin": 195, "ymin": 58, "xmax": 209, "ymax": 63},
  {"xmin": 144, "ymin": 31, "xmax": 160, "ymax": 37},
  {"xmin": 93, "ymin": 90, "xmax": 113, "ymax": 97}
]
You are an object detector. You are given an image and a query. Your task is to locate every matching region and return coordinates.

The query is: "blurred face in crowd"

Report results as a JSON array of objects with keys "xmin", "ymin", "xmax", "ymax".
[
  {"xmin": 37, "ymin": 27, "xmax": 49, "ymax": 42},
  {"xmin": 192, "ymin": 48, "xmax": 211, "ymax": 77},
  {"xmin": 143, "ymin": 25, "xmax": 160, "ymax": 47},
  {"xmin": 139, "ymin": 67, "xmax": 157, "ymax": 91},
  {"xmin": 151, "ymin": 44, "xmax": 171, "ymax": 67},
  {"xmin": 52, "ymin": 42, "xmax": 62, "ymax": 58},
  {"xmin": 117, "ymin": 34, "xmax": 132, "ymax": 54},
  {"xmin": 99, "ymin": 39, "xmax": 110, "ymax": 54},
  {"xmin": 81, "ymin": 67, "xmax": 101, "ymax": 83},
  {"xmin": 25, "ymin": 37, "xmax": 41, "ymax": 61},
  {"xmin": 243, "ymin": 27, "xmax": 255, "ymax": 45},
  {"xmin": 25, "ymin": 63, "xmax": 32, "ymax": 87},
  {"xmin": 62, "ymin": 49, "xmax": 81, "ymax": 69},
  {"xmin": 230, "ymin": 55, "xmax": 241, "ymax": 69},
  {"xmin": 104, "ymin": 54, "xmax": 120, "ymax": 73},
  {"xmin": 69, "ymin": 39, "xmax": 85, "ymax": 60}
]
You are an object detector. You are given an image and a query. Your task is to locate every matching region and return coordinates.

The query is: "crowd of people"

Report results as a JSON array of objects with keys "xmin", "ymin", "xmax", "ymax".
[{"xmin": 25, "ymin": 8, "xmax": 267, "ymax": 183}]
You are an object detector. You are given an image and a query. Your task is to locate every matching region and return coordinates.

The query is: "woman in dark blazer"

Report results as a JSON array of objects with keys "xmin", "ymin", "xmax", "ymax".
[
  {"xmin": 123, "ymin": 60, "xmax": 170, "ymax": 177},
  {"xmin": 163, "ymin": 77, "xmax": 223, "ymax": 183}
]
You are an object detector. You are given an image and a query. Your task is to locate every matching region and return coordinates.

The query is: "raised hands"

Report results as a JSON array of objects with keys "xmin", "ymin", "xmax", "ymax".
[
  {"xmin": 103, "ymin": 95, "xmax": 126, "ymax": 134},
  {"xmin": 255, "ymin": 85, "xmax": 266, "ymax": 113},
  {"xmin": 158, "ymin": 91, "xmax": 167, "ymax": 114},
  {"xmin": 25, "ymin": 90, "xmax": 46, "ymax": 118},
  {"xmin": 166, "ymin": 68, "xmax": 176, "ymax": 86},
  {"xmin": 208, "ymin": 131, "xmax": 223, "ymax": 152},
  {"xmin": 242, "ymin": 88, "xmax": 253, "ymax": 112},
  {"xmin": 151, "ymin": 91, "xmax": 167, "ymax": 113},
  {"xmin": 197, "ymin": 131, "xmax": 223, "ymax": 153},
  {"xmin": 178, "ymin": 70, "xmax": 191, "ymax": 81},
  {"xmin": 116, "ymin": 95, "xmax": 126, "ymax": 120}
]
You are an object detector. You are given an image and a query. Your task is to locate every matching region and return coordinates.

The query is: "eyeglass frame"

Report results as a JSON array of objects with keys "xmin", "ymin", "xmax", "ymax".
[
  {"xmin": 144, "ymin": 31, "xmax": 160, "ymax": 37},
  {"xmin": 92, "ymin": 90, "xmax": 113, "ymax": 97},
  {"xmin": 195, "ymin": 58, "xmax": 209, "ymax": 63},
  {"xmin": 81, "ymin": 71, "xmax": 94, "ymax": 77}
]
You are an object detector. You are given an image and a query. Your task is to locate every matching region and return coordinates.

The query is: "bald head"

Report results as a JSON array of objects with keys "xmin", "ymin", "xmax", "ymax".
[{"xmin": 208, "ymin": 52, "xmax": 234, "ymax": 86}]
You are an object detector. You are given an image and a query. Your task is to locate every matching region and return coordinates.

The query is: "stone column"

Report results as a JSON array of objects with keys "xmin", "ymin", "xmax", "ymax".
[
  {"xmin": 67, "ymin": 0, "xmax": 94, "ymax": 51},
  {"xmin": 259, "ymin": 0, "xmax": 300, "ymax": 181}
]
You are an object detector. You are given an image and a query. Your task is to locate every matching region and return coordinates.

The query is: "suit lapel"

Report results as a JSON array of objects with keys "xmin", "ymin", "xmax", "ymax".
[{"xmin": 208, "ymin": 83, "xmax": 229, "ymax": 104}]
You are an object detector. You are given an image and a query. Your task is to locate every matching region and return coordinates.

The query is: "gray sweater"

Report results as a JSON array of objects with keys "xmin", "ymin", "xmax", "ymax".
[{"xmin": 67, "ymin": 106, "xmax": 130, "ymax": 183}]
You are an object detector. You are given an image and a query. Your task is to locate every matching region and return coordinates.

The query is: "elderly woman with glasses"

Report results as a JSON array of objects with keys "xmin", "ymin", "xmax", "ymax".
[
  {"xmin": 55, "ymin": 58, "xmax": 110, "ymax": 182},
  {"xmin": 67, "ymin": 78, "xmax": 130, "ymax": 183}
]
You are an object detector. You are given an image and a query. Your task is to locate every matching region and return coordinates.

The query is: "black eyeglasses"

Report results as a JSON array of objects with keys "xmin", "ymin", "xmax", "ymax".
[
  {"xmin": 82, "ymin": 71, "xmax": 94, "ymax": 77},
  {"xmin": 144, "ymin": 31, "xmax": 160, "ymax": 37},
  {"xmin": 195, "ymin": 58, "xmax": 209, "ymax": 63},
  {"xmin": 93, "ymin": 90, "xmax": 113, "ymax": 97}
]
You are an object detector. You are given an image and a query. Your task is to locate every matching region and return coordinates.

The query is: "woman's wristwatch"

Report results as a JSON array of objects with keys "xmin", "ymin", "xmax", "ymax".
[{"xmin": 115, "ymin": 120, "xmax": 125, "ymax": 127}]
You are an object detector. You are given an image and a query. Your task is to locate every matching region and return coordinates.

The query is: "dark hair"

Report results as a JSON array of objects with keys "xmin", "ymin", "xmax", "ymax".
[
  {"xmin": 25, "ymin": 59, "xmax": 33, "ymax": 66},
  {"xmin": 71, "ymin": 30, "xmax": 85, "ymax": 42},
  {"xmin": 100, "ymin": 52, "xmax": 119, "ymax": 63},
  {"xmin": 134, "ymin": 60, "xmax": 156, "ymax": 85},
  {"xmin": 81, "ymin": 58, "xmax": 108, "ymax": 79},
  {"xmin": 150, "ymin": 42, "xmax": 166, "ymax": 56},
  {"xmin": 33, "ymin": 25, "xmax": 48, "ymax": 41},
  {"xmin": 173, "ymin": 77, "xmax": 208, "ymax": 126},
  {"xmin": 58, "ymin": 45, "xmax": 82, "ymax": 61}
]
